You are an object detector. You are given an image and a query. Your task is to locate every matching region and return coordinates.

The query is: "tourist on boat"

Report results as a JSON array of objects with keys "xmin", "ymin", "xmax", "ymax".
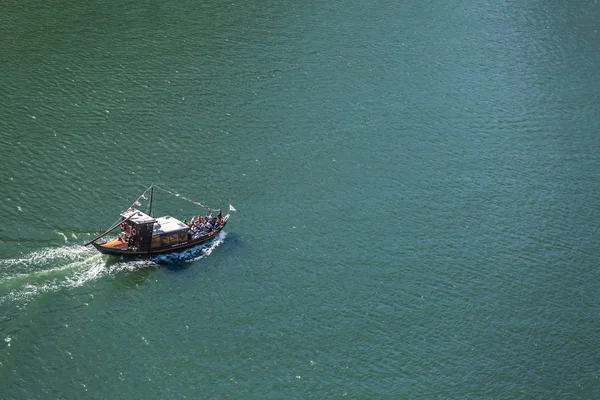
[
  {"xmin": 193, "ymin": 216, "xmax": 204, "ymax": 231},
  {"xmin": 205, "ymin": 220, "xmax": 213, "ymax": 233}
]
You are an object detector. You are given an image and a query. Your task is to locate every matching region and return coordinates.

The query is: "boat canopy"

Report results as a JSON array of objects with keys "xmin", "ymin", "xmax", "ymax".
[{"xmin": 153, "ymin": 216, "xmax": 189, "ymax": 237}]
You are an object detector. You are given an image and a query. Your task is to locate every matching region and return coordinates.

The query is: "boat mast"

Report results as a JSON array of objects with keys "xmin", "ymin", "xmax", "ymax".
[{"xmin": 148, "ymin": 184, "xmax": 154, "ymax": 217}]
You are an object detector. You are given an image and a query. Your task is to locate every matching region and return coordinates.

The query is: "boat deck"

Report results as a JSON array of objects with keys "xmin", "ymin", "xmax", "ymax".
[{"xmin": 101, "ymin": 238, "xmax": 129, "ymax": 249}]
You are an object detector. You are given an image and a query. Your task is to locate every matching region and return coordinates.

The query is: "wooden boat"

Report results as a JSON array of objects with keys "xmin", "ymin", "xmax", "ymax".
[{"xmin": 85, "ymin": 184, "xmax": 230, "ymax": 258}]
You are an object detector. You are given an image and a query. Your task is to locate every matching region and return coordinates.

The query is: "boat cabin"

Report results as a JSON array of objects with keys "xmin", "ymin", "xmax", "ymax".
[
  {"xmin": 121, "ymin": 209, "xmax": 189, "ymax": 251},
  {"xmin": 151, "ymin": 215, "xmax": 190, "ymax": 248}
]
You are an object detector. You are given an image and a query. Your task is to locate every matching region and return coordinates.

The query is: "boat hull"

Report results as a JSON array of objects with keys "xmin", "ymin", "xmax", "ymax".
[{"xmin": 92, "ymin": 220, "xmax": 228, "ymax": 258}]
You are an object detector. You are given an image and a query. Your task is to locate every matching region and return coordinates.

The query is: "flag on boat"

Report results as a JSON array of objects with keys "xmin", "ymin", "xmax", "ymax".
[
  {"xmin": 229, "ymin": 204, "xmax": 236, "ymax": 212},
  {"xmin": 134, "ymin": 201, "xmax": 142, "ymax": 206},
  {"xmin": 142, "ymin": 194, "xmax": 148, "ymax": 200}
]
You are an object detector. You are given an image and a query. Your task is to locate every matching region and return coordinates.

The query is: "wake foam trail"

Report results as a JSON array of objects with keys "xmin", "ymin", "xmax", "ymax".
[
  {"xmin": 0, "ymin": 232, "xmax": 228, "ymax": 305},
  {"xmin": 0, "ymin": 245, "xmax": 95, "ymax": 271},
  {"xmin": 0, "ymin": 245, "xmax": 104, "ymax": 305}
]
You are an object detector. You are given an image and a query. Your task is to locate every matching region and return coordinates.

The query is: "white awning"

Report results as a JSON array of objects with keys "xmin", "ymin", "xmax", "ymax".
[{"xmin": 153, "ymin": 216, "xmax": 189, "ymax": 236}]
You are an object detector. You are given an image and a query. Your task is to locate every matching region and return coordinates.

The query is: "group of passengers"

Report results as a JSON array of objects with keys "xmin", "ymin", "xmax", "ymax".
[{"xmin": 186, "ymin": 209, "xmax": 223, "ymax": 236}]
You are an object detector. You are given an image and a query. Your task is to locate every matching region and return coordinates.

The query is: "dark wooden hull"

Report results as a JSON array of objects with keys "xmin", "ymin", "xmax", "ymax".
[{"xmin": 92, "ymin": 219, "xmax": 228, "ymax": 258}]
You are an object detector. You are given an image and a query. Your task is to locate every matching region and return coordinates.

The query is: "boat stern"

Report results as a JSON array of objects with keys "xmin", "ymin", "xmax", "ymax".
[{"xmin": 92, "ymin": 237, "xmax": 130, "ymax": 255}]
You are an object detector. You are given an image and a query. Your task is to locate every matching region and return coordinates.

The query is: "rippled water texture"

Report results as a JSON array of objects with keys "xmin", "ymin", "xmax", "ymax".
[{"xmin": 1, "ymin": 0, "xmax": 599, "ymax": 398}]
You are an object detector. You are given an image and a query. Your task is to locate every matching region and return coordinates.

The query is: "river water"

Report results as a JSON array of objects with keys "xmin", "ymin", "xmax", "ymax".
[{"xmin": 1, "ymin": 0, "xmax": 599, "ymax": 398}]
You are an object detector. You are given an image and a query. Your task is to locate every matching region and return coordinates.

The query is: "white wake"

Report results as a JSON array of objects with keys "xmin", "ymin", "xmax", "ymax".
[{"xmin": 0, "ymin": 231, "xmax": 227, "ymax": 305}]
